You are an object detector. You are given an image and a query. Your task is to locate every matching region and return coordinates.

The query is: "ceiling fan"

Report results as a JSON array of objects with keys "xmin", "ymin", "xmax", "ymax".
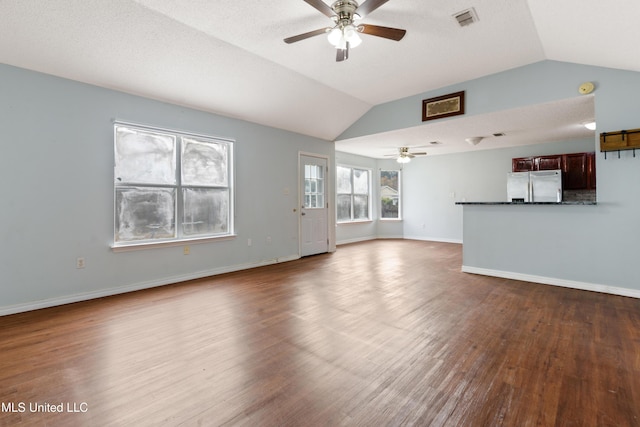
[
  {"xmin": 385, "ymin": 147, "xmax": 427, "ymax": 163},
  {"xmin": 284, "ymin": 0, "xmax": 406, "ymax": 62}
]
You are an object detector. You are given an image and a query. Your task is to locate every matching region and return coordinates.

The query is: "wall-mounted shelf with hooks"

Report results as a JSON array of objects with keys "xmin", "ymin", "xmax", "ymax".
[{"xmin": 600, "ymin": 128, "xmax": 640, "ymax": 159}]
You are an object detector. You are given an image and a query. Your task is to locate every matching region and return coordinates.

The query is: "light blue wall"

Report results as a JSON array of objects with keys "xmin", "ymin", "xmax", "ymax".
[
  {"xmin": 335, "ymin": 151, "xmax": 378, "ymax": 244},
  {"xmin": 3, "ymin": 59, "xmax": 639, "ymax": 313},
  {"xmin": 402, "ymin": 138, "xmax": 595, "ymax": 243},
  {"xmin": 339, "ymin": 61, "xmax": 602, "ymax": 140},
  {"xmin": 338, "ymin": 60, "xmax": 640, "ymax": 294},
  {"xmin": 334, "ymin": 153, "xmax": 405, "ymax": 244},
  {"xmin": 0, "ymin": 64, "xmax": 333, "ymax": 314},
  {"xmin": 460, "ymin": 62, "xmax": 640, "ymax": 293}
]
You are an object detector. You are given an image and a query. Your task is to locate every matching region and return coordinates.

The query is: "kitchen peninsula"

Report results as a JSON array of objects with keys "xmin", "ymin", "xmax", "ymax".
[{"xmin": 457, "ymin": 199, "xmax": 602, "ymax": 299}]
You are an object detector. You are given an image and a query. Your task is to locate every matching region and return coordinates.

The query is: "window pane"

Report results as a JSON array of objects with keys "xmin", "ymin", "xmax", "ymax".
[
  {"xmin": 381, "ymin": 170, "xmax": 400, "ymax": 219},
  {"xmin": 182, "ymin": 138, "xmax": 228, "ymax": 186},
  {"xmin": 304, "ymin": 164, "xmax": 325, "ymax": 208},
  {"xmin": 115, "ymin": 126, "xmax": 176, "ymax": 185},
  {"xmin": 337, "ymin": 195, "xmax": 352, "ymax": 222},
  {"xmin": 115, "ymin": 187, "xmax": 176, "ymax": 242},
  {"xmin": 353, "ymin": 169, "xmax": 369, "ymax": 194},
  {"xmin": 337, "ymin": 166, "xmax": 352, "ymax": 194},
  {"xmin": 182, "ymin": 188, "xmax": 229, "ymax": 236},
  {"xmin": 354, "ymin": 195, "xmax": 369, "ymax": 220}
]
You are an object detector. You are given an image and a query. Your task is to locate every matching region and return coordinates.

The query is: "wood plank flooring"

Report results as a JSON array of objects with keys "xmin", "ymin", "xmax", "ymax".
[{"xmin": 1, "ymin": 240, "xmax": 639, "ymax": 426}]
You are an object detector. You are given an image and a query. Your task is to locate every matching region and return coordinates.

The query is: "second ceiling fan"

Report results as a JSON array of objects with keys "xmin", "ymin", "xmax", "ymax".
[
  {"xmin": 385, "ymin": 147, "xmax": 428, "ymax": 163},
  {"xmin": 284, "ymin": 0, "xmax": 406, "ymax": 62}
]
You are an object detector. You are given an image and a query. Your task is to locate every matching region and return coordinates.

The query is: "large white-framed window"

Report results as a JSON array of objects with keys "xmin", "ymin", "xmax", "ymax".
[
  {"xmin": 337, "ymin": 165, "xmax": 371, "ymax": 223},
  {"xmin": 113, "ymin": 123, "xmax": 234, "ymax": 248},
  {"xmin": 380, "ymin": 169, "xmax": 401, "ymax": 220}
]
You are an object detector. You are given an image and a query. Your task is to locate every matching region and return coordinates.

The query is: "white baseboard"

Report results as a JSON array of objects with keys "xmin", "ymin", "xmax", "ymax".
[
  {"xmin": 0, "ymin": 255, "xmax": 300, "ymax": 316},
  {"xmin": 336, "ymin": 236, "xmax": 376, "ymax": 245},
  {"xmin": 337, "ymin": 236, "xmax": 461, "ymax": 246},
  {"xmin": 461, "ymin": 265, "xmax": 640, "ymax": 299},
  {"xmin": 404, "ymin": 235, "xmax": 463, "ymax": 244}
]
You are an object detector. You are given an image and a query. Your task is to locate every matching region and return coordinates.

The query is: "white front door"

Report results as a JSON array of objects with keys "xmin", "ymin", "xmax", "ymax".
[{"xmin": 299, "ymin": 154, "xmax": 328, "ymax": 257}]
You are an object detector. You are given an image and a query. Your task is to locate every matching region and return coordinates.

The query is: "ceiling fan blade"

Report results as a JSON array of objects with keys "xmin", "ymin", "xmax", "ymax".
[
  {"xmin": 284, "ymin": 28, "xmax": 330, "ymax": 44},
  {"xmin": 336, "ymin": 42, "xmax": 350, "ymax": 62},
  {"xmin": 303, "ymin": 0, "xmax": 335, "ymax": 18},
  {"xmin": 356, "ymin": 0, "xmax": 390, "ymax": 18},
  {"xmin": 411, "ymin": 152, "xmax": 428, "ymax": 156},
  {"xmin": 359, "ymin": 24, "xmax": 406, "ymax": 41}
]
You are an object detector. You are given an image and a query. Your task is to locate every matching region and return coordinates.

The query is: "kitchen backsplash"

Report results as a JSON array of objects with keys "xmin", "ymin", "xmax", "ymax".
[{"xmin": 563, "ymin": 189, "xmax": 596, "ymax": 203}]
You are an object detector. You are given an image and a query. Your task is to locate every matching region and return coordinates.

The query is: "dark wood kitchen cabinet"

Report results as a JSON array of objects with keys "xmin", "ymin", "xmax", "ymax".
[
  {"xmin": 536, "ymin": 155, "xmax": 563, "ymax": 171},
  {"xmin": 563, "ymin": 153, "xmax": 588, "ymax": 189},
  {"xmin": 512, "ymin": 152, "xmax": 596, "ymax": 190},
  {"xmin": 512, "ymin": 157, "xmax": 534, "ymax": 172},
  {"xmin": 587, "ymin": 152, "xmax": 596, "ymax": 189},
  {"xmin": 512, "ymin": 155, "xmax": 562, "ymax": 171},
  {"xmin": 561, "ymin": 152, "xmax": 597, "ymax": 190}
]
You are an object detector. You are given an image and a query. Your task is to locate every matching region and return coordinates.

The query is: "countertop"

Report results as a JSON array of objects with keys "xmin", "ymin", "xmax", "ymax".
[{"xmin": 455, "ymin": 201, "xmax": 597, "ymax": 205}]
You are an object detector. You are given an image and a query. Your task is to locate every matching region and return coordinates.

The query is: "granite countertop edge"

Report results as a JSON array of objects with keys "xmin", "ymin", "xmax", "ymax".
[{"xmin": 455, "ymin": 201, "xmax": 597, "ymax": 205}]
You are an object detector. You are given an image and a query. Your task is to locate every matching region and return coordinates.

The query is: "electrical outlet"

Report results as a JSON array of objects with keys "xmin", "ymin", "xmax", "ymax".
[
  {"xmin": 248, "ymin": 238, "xmax": 252, "ymax": 246},
  {"xmin": 183, "ymin": 246, "xmax": 190, "ymax": 255},
  {"xmin": 76, "ymin": 257, "xmax": 85, "ymax": 269}
]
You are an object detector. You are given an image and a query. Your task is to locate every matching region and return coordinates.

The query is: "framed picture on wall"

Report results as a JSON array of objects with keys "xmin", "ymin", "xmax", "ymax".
[{"xmin": 422, "ymin": 91, "xmax": 465, "ymax": 121}]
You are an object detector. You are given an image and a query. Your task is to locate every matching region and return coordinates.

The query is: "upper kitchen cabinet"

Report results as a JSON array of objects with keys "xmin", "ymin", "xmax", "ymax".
[
  {"xmin": 512, "ymin": 157, "xmax": 535, "ymax": 172},
  {"xmin": 536, "ymin": 155, "xmax": 563, "ymax": 171}
]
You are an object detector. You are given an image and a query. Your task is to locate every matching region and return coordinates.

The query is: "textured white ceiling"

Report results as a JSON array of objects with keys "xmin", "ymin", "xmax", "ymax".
[
  {"xmin": 0, "ymin": 0, "xmax": 637, "ymax": 156},
  {"xmin": 335, "ymin": 96, "xmax": 596, "ymax": 158}
]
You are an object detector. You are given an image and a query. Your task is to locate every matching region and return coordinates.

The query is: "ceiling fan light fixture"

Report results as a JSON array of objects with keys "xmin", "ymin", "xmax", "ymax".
[
  {"xmin": 328, "ymin": 25, "xmax": 362, "ymax": 49},
  {"xmin": 284, "ymin": 0, "xmax": 406, "ymax": 62},
  {"xmin": 344, "ymin": 24, "xmax": 361, "ymax": 46},
  {"xmin": 397, "ymin": 156, "xmax": 411, "ymax": 164},
  {"xmin": 327, "ymin": 27, "xmax": 342, "ymax": 46}
]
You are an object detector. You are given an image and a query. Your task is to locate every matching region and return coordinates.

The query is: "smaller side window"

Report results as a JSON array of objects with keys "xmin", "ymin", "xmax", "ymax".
[{"xmin": 380, "ymin": 170, "xmax": 401, "ymax": 220}]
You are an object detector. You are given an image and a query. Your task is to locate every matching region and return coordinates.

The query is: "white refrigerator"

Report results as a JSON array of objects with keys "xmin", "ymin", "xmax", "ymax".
[
  {"xmin": 507, "ymin": 171, "xmax": 530, "ymax": 202},
  {"xmin": 507, "ymin": 170, "xmax": 562, "ymax": 202},
  {"xmin": 531, "ymin": 170, "xmax": 562, "ymax": 202}
]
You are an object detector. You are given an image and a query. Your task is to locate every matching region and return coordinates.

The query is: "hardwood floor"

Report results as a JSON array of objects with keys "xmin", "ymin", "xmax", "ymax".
[{"xmin": 1, "ymin": 240, "xmax": 639, "ymax": 426}]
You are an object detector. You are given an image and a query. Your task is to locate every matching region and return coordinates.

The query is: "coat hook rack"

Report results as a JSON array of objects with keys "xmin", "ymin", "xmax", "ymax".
[{"xmin": 600, "ymin": 128, "xmax": 640, "ymax": 159}]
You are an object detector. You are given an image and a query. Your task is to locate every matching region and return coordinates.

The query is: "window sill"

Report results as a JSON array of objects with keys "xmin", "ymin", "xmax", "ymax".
[
  {"xmin": 337, "ymin": 219, "xmax": 373, "ymax": 225},
  {"xmin": 379, "ymin": 218, "xmax": 403, "ymax": 222},
  {"xmin": 111, "ymin": 234, "xmax": 237, "ymax": 253}
]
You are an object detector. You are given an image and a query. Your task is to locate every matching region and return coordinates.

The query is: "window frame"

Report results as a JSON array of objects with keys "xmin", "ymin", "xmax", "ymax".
[
  {"xmin": 336, "ymin": 165, "xmax": 372, "ymax": 224},
  {"xmin": 379, "ymin": 169, "xmax": 402, "ymax": 221},
  {"xmin": 112, "ymin": 122, "xmax": 235, "ymax": 251}
]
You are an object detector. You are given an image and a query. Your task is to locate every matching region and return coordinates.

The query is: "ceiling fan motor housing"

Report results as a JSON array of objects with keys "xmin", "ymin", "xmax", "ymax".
[{"xmin": 332, "ymin": 0, "xmax": 359, "ymax": 27}]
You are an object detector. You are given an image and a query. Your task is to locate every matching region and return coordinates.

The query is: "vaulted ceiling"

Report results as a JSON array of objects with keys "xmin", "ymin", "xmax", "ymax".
[{"xmin": 1, "ymin": 0, "xmax": 638, "ymax": 157}]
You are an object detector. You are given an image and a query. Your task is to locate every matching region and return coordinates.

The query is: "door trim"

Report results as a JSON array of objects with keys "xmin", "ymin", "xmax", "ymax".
[{"xmin": 298, "ymin": 152, "xmax": 335, "ymax": 256}]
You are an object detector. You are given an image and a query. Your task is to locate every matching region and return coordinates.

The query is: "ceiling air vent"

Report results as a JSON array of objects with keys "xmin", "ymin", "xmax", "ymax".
[{"xmin": 453, "ymin": 8, "xmax": 479, "ymax": 27}]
